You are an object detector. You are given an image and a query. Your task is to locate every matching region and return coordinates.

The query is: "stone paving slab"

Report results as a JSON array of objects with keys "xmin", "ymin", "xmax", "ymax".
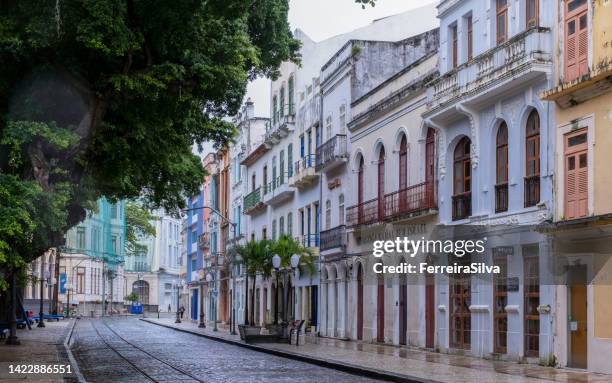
[
  {"xmin": 0, "ymin": 319, "xmax": 78, "ymax": 382},
  {"xmin": 141, "ymin": 318, "xmax": 612, "ymax": 383}
]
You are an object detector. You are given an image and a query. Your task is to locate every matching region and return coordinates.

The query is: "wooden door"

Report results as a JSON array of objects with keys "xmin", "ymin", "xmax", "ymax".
[
  {"xmin": 425, "ymin": 274, "xmax": 435, "ymax": 348},
  {"xmin": 564, "ymin": 0, "xmax": 588, "ymax": 82},
  {"xmin": 377, "ymin": 275, "xmax": 385, "ymax": 342},
  {"xmin": 564, "ymin": 129, "xmax": 588, "ymax": 219},
  {"xmin": 399, "ymin": 274, "xmax": 407, "ymax": 345},
  {"xmin": 357, "ymin": 265, "xmax": 364, "ymax": 340},
  {"xmin": 450, "ymin": 256, "xmax": 471, "ymax": 349},
  {"xmin": 569, "ymin": 265, "xmax": 587, "ymax": 369}
]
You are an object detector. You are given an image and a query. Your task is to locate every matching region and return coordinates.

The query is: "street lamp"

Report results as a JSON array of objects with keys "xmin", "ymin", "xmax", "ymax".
[
  {"xmin": 37, "ymin": 268, "xmax": 50, "ymax": 328},
  {"xmin": 65, "ymin": 283, "xmax": 73, "ymax": 317},
  {"xmin": 175, "ymin": 279, "xmax": 184, "ymax": 323}
]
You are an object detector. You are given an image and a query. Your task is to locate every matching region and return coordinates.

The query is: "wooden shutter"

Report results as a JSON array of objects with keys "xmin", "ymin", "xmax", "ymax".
[
  {"xmin": 565, "ymin": 0, "xmax": 588, "ymax": 82},
  {"xmin": 564, "ymin": 129, "xmax": 588, "ymax": 219}
]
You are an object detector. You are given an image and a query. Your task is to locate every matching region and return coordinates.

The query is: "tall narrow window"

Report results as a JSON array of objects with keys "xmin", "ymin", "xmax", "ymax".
[
  {"xmin": 377, "ymin": 148, "xmax": 386, "ymax": 220},
  {"xmin": 326, "ymin": 115, "xmax": 333, "ymax": 140},
  {"xmin": 466, "ymin": 16, "xmax": 473, "ymax": 61},
  {"xmin": 357, "ymin": 157, "xmax": 365, "ymax": 223},
  {"xmin": 272, "ymin": 220, "xmax": 277, "ymax": 240},
  {"xmin": 279, "ymin": 216, "xmax": 285, "ymax": 235},
  {"xmin": 425, "ymin": 128, "xmax": 436, "ymax": 207},
  {"xmin": 339, "ymin": 105, "xmax": 346, "ymax": 134},
  {"xmin": 325, "ymin": 200, "xmax": 331, "ymax": 229},
  {"xmin": 288, "ymin": 76, "xmax": 294, "ymax": 115},
  {"xmin": 526, "ymin": 0, "xmax": 539, "ymax": 28},
  {"xmin": 524, "ymin": 246, "xmax": 540, "ymax": 357},
  {"xmin": 525, "ymin": 110, "xmax": 540, "ymax": 207},
  {"xmin": 493, "ymin": 250, "xmax": 508, "ymax": 354},
  {"xmin": 564, "ymin": 128, "xmax": 588, "ymax": 219},
  {"xmin": 287, "ymin": 213, "xmax": 293, "ymax": 236},
  {"xmin": 279, "ymin": 86, "xmax": 285, "ymax": 118},
  {"xmin": 272, "ymin": 95, "xmax": 278, "ymax": 124},
  {"xmin": 338, "ymin": 194, "xmax": 345, "ymax": 226},
  {"xmin": 496, "ymin": 0, "xmax": 508, "ymax": 45},
  {"xmin": 452, "ymin": 137, "xmax": 471, "ymax": 220},
  {"xmin": 399, "ymin": 136, "xmax": 408, "ymax": 190},
  {"xmin": 451, "ymin": 24, "xmax": 458, "ymax": 68},
  {"xmin": 287, "ymin": 144, "xmax": 293, "ymax": 177},
  {"xmin": 564, "ymin": 0, "xmax": 588, "ymax": 81},
  {"xmin": 496, "ymin": 122, "xmax": 509, "ymax": 213},
  {"xmin": 280, "ymin": 150, "xmax": 285, "ymax": 184}
]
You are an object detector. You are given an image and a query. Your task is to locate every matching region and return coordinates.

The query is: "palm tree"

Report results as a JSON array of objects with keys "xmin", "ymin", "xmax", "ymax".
[
  {"xmin": 269, "ymin": 234, "xmax": 315, "ymax": 324},
  {"xmin": 228, "ymin": 239, "xmax": 273, "ymax": 326}
]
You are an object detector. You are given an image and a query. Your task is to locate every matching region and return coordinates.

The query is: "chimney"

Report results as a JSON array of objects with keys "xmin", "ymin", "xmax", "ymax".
[{"xmin": 245, "ymin": 97, "xmax": 254, "ymax": 119}]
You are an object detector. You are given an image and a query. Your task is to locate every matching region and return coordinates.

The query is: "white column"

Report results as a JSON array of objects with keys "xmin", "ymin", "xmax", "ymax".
[
  {"xmin": 320, "ymin": 281, "xmax": 328, "ymax": 336},
  {"xmin": 339, "ymin": 278, "xmax": 347, "ymax": 338},
  {"xmin": 328, "ymin": 280, "xmax": 336, "ymax": 337}
]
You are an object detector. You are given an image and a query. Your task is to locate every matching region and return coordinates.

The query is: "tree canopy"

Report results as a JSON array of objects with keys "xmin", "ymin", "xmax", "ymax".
[{"xmin": 0, "ymin": 0, "xmax": 300, "ymax": 272}]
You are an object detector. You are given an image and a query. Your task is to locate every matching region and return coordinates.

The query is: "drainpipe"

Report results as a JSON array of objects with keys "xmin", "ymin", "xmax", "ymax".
[{"xmin": 317, "ymin": 90, "xmax": 324, "ymax": 336}]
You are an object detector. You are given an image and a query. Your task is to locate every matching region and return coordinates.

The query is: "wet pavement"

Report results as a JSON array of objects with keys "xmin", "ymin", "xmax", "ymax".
[
  {"xmin": 143, "ymin": 318, "xmax": 612, "ymax": 383},
  {"xmin": 71, "ymin": 317, "xmax": 384, "ymax": 383}
]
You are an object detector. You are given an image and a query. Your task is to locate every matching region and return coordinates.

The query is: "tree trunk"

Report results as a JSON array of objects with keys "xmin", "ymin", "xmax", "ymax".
[
  {"xmin": 6, "ymin": 272, "xmax": 20, "ymax": 345},
  {"xmin": 251, "ymin": 275, "xmax": 256, "ymax": 326}
]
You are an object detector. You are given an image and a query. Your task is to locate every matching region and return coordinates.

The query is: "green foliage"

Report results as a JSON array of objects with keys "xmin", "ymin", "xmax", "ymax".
[
  {"xmin": 125, "ymin": 201, "xmax": 156, "ymax": 257},
  {"xmin": 269, "ymin": 234, "xmax": 315, "ymax": 276},
  {"xmin": 354, "ymin": 0, "xmax": 377, "ymax": 9},
  {"xmin": 124, "ymin": 292, "xmax": 139, "ymax": 302},
  {"xmin": 0, "ymin": 0, "xmax": 299, "ymax": 277}
]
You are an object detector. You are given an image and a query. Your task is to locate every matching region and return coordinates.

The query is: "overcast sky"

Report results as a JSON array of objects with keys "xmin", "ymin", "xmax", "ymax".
[{"xmin": 196, "ymin": 0, "xmax": 436, "ymax": 156}]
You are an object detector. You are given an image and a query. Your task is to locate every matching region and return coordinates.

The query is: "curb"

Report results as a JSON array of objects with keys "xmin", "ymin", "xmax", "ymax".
[
  {"xmin": 140, "ymin": 318, "xmax": 437, "ymax": 383},
  {"xmin": 63, "ymin": 319, "xmax": 87, "ymax": 383}
]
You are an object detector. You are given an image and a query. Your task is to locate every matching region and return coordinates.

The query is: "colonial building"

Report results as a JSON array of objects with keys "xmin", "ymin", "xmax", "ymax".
[
  {"xmin": 541, "ymin": 0, "xmax": 612, "ymax": 374},
  {"xmin": 123, "ymin": 208, "xmax": 181, "ymax": 313},
  {"xmin": 422, "ymin": 0, "xmax": 556, "ymax": 362},
  {"xmin": 25, "ymin": 198, "xmax": 126, "ymax": 316}
]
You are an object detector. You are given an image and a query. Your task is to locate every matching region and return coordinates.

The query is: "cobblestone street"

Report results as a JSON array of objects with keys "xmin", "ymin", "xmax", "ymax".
[{"xmin": 72, "ymin": 318, "xmax": 384, "ymax": 383}]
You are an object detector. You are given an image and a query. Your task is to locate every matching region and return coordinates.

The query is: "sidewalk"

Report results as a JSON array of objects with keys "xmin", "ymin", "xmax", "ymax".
[
  {"xmin": 0, "ymin": 319, "xmax": 78, "ymax": 382},
  {"xmin": 142, "ymin": 318, "xmax": 612, "ymax": 383}
]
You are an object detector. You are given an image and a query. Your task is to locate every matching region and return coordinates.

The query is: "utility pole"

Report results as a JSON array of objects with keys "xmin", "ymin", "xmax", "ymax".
[{"xmin": 37, "ymin": 260, "xmax": 46, "ymax": 328}]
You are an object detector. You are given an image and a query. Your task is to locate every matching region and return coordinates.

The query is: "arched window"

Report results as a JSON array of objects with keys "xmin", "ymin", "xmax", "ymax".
[
  {"xmin": 399, "ymin": 136, "xmax": 408, "ymax": 190},
  {"xmin": 378, "ymin": 147, "xmax": 385, "ymax": 219},
  {"xmin": 525, "ymin": 110, "xmax": 540, "ymax": 207},
  {"xmin": 132, "ymin": 280, "xmax": 150, "ymax": 305},
  {"xmin": 279, "ymin": 216, "xmax": 285, "ymax": 235},
  {"xmin": 425, "ymin": 128, "xmax": 437, "ymax": 207},
  {"xmin": 325, "ymin": 200, "xmax": 331, "ymax": 229},
  {"xmin": 453, "ymin": 137, "xmax": 472, "ymax": 220},
  {"xmin": 496, "ymin": 122, "xmax": 509, "ymax": 212},
  {"xmin": 338, "ymin": 194, "xmax": 345, "ymax": 226}
]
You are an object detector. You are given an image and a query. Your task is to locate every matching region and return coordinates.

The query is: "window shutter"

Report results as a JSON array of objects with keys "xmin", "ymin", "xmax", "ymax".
[{"xmin": 565, "ymin": 1, "xmax": 588, "ymax": 82}]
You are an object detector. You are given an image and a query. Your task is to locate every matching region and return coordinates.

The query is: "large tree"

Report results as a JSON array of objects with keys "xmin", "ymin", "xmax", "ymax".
[{"xmin": 0, "ymin": 0, "xmax": 300, "ymax": 269}]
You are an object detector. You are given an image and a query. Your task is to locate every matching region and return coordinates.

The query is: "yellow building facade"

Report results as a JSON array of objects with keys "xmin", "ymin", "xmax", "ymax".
[{"xmin": 541, "ymin": 0, "xmax": 612, "ymax": 374}]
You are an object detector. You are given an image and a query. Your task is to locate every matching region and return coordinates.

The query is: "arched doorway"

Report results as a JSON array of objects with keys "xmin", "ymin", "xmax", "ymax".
[
  {"xmin": 132, "ymin": 280, "xmax": 150, "ymax": 305},
  {"xmin": 452, "ymin": 137, "xmax": 472, "ymax": 220},
  {"xmin": 357, "ymin": 263, "xmax": 364, "ymax": 340},
  {"xmin": 377, "ymin": 273, "xmax": 385, "ymax": 342},
  {"xmin": 357, "ymin": 156, "xmax": 365, "ymax": 223}
]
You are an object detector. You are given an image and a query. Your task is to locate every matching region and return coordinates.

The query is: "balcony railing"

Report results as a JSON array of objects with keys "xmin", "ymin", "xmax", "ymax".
[
  {"xmin": 272, "ymin": 103, "xmax": 296, "ymax": 127},
  {"xmin": 315, "ymin": 134, "xmax": 347, "ymax": 171},
  {"xmin": 295, "ymin": 234, "xmax": 319, "ymax": 248},
  {"xmin": 243, "ymin": 187, "xmax": 262, "ymax": 212},
  {"xmin": 383, "ymin": 182, "xmax": 436, "ymax": 220},
  {"xmin": 346, "ymin": 198, "xmax": 379, "ymax": 227},
  {"xmin": 294, "ymin": 154, "xmax": 316, "ymax": 175},
  {"xmin": 495, "ymin": 183, "xmax": 509, "ymax": 213},
  {"xmin": 320, "ymin": 225, "xmax": 346, "ymax": 251},
  {"xmin": 263, "ymin": 175, "xmax": 286, "ymax": 195},
  {"xmin": 524, "ymin": 176, "xmax": 540, "ymax": 208},
  {"xmin": 452, "ymin": 192, "xmax": 472, "ymax": 221}
]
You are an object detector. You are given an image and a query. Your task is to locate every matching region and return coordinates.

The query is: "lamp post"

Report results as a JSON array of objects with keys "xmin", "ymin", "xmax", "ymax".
[
  {"xmin": 175, "ymin": 279, "xmax": 184, "ymax": 323},
  {"xmin": 37, "ymin": 265, "xmax": 49, "ymax": 328},
  {"xmin": 198, "ymin": 273, "xmax": 206, "ymax": 328},
  {"xmin": 65, "ymin": 283, "xmax": 73, "ymax": 318},
  {"xmin": 272, "ymin": 253, "xmax": 300, "ymax": 339}
]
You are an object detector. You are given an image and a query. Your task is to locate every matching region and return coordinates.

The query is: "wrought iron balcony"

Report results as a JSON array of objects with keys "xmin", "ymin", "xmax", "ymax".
[
  {"xmin": 346, "ymin": 198, "xmax": 380, "ymax": 227},
  {"xmin": 289, "ymin": 154, "xmax": 318, "ymax": 188},
  {"xmin": 243, "ymin": 187, "xmax": 265, "ymax": 214},
  {"xmin": 320, "ymin": 225, "xmax": 346, "ymax": 252},
  {"xmin": 524, "ymin": 175, "xmax": 540, "ymax": 208},
  {"xmin": 295, "ymin": 234, "xmax": 319, "ymax": 249},
  {"xmin": 267, "ymin": 104, "xmax": 295, "ymax": 145},
  {"xmin": 263, "ymin": 175, "xmax": 294, "ymax": 206},
  {"xmin": 452, "ymin": 192, "xmax": 471, "ymax": 221},
  {"xmin": 383, "ymin": 182, "xmax": 436, "ymax": 221},
  {"xmin": 315, "ymin": 134, "xmax": 348, "ymax": 172}
]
